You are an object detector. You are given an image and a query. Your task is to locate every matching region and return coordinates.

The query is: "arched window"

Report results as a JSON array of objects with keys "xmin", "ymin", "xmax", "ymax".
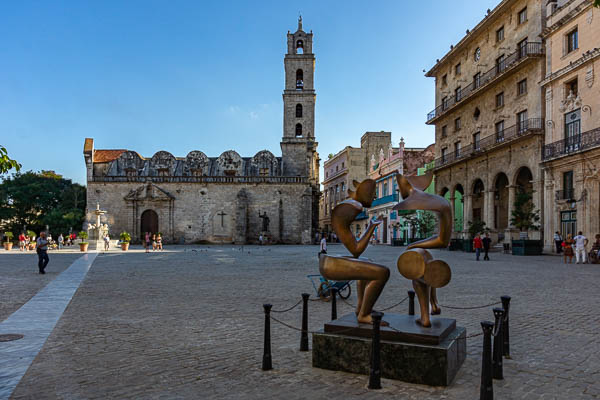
[
  {"xmin": 296, "ymin": 104, "xmax": 303, "ymax": 118},
  {"xmin": 296, "ymin": 40, "xmax": 304, "ymax": 54},
  {"xmin": 296, "ymin": 69, "xmax": 303, "ymax": 89},
  {"xmin": 295, "ymin": 123, "xmax": 302, "ymax": 137}
]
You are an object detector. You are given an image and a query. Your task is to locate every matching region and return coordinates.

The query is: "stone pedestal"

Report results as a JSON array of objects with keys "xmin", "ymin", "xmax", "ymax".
[{"xmin": 312, "ymin": 313, "xmax": 466, "ymax": 386}]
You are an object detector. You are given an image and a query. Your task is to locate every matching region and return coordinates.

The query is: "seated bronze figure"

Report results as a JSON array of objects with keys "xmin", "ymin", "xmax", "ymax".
[
  {"xmin": 394, "ymin": 172, "xmax": 452, "ymax": 327},
  {"xmin": 319, "ymin": 179, "xmax": 390, "ymax": 325}
]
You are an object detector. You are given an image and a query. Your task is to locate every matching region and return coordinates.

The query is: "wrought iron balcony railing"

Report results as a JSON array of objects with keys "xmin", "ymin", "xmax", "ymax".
[
  {"xmin": 92, "ymin": 175, "xmax": 309, "ymax": 184},
  {"xmin": 556, "ymin": 189, "xmax": 575, "ymax": 201},
  {"xmin": 542, "ymin": 127, "xmax": 600, "ymax": 161},
  {"xmin": 371, "ymin": 193, "xmax": 399, "ymax": 207},
  {"xmin": 426, "ymin": 42, "xmax": 544, "ymax": 123},
  {"xmin": 432, "ymin": 118, "xmax": 543, "ymax": 171}
]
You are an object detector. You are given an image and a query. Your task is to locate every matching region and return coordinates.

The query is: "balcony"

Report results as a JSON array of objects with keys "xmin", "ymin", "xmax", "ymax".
[
  {"xmin": 426, "ymin": 42, "xmax": 544, "ymax": 124},
  {"xmin": 555, "ymin": 189, "xmax": 575, "ymax": 201},
  {"xmin": 542, "ymin": 127, "xmax": 600, "ymax": 162},
  {"xmin": 371, "ymin": 193, "xmax": 399, "ymax": 208},
  {"xmin": 432, "ymin": 118, "xmax": 544, "ymax": 171}
]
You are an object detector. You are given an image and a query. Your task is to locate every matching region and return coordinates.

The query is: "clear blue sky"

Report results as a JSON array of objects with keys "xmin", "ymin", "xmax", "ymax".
[{"xmin": 0, "ymin": 0, "xmax": 499, "ymax": 184}]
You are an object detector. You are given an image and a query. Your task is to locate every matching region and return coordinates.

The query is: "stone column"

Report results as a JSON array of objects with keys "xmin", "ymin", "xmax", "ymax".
[
  {"xmin": 449, "ymin": 196, "xmax": 456, "ymax": 237},
  {"xmin": 507, "ymin": 186, "xmax": 517, "ymax": 228},
  {"xmin": 543, "ymin": 169, "xmax": 555, "ymax": 252},
  {"xmin": 587, "ymin": 180, "xmax": 600, "ymax": 239},
  {"xmin": 531, "ymin": 179, "xmax": 544, "ymax": 240},
  {"xmin": 484, "ymin": 190, "xmax": 495, "ymax": 230},
  {"xmin": 463, "ymin": 194, "xmax": 472, "ymax": 239}
]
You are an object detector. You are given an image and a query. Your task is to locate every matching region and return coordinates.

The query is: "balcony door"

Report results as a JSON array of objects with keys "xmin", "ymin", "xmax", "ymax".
[
  {"xmin": 565, "ymin": 109, "xmax": 581, "ymax": 152},
  {"xmin": 561, "ymin": 211, "xmax": 577, "ymax": 238}
]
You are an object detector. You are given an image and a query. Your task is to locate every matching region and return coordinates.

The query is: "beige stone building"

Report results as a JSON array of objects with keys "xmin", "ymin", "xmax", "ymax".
[
  {"xmin": 83, "ymin": 18, "xmax": 320, "ymax": 244},
  {"xmin": 541, "ymin": 0, "xmax": 600, "ymax": 250},
  {"xmin": 426, "ymin": 0, "xmax": 547, "ymax": 243}
]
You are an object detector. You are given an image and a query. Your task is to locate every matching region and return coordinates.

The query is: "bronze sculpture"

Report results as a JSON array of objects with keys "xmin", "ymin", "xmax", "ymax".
[
  {"xmin": 319, "ymin": 179, "xmax": 390, "ymax": 324},
  {"xmin": 394, "ymin": 172, "xmax": 452, "ymax": 327}
]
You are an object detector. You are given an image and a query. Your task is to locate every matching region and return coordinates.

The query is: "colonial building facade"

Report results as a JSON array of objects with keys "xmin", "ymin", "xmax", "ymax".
[
  {"xmin": 83, "ymin": 18, "xmax": 320, "ymax": 244},
  {"xmin": 541, "ymin": 0, "xmax": 600, "ymax": 249},
  {"xmin": 426, "ymin": 0, "xmax": 547, "ymax": 244}
]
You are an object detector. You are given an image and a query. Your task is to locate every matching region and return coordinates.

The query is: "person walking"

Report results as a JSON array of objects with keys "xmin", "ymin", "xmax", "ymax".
[
  {"xmin": 103, "ymin": 233, "xmax": 110, "ymax": 251},
  {"xmin": 19, "ymin": 233, "xmax": 25, "ymax": 251},
  {"xmin": 319, "ymin": 234, "xmax": 327, "ymax": 257},
  {"xmin": 482, "ymin": 232, "xmax": 491, "ymax": 261},
  {"xmin": 259, "ymin": 234, "xmax": 263, "ymax": 246},
  {"xmin": 145, "ymin": 232, "xmax": 151, "ymax": 253},
  {"xmin": 554, "ymin": 231, "xmax": 563, "ymax": 254},
  {"xmin": 473, "ymin": 233, "xmax": 483, "ymax": 261},
  {"xmin": 36, "ymin": 232, "xmax": 49, "ymax": 274},
  {"xmin": 562, "ymin": 234, "xmax": 575, "ymax": 264},
  {"xmin": 573, "ymin": 231, "xmax": 588, "ymax": 264},
  {"xmin": 58, "ymin": 233, "xmax": 64, "ymax": 250},
  {"xmin": 152, "ymin": 234, "xmax": 157, "ymax": 251}
]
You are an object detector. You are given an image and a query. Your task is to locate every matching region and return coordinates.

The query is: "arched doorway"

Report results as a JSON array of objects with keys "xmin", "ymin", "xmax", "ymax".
[
  {"xmin": 453, "ymin": 184, "xmax": 464, "ymax": 232},
  {"xmin": 494, "ymin": 173, "xmax": 509, "ymax": 230},
  {"xmin": 472, "ymin": 179, "xmax": 485, "ymax": 222},
  {"xmin": 515, "ymin": 167, "xmax": 533, "ymax": 193},
  {"xmin": 141, "ymin": 209, "xmax": 159, "ymax": 237}
]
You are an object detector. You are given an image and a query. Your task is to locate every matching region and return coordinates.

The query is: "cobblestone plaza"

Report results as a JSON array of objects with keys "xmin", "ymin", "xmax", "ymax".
[{"xmin": 1, "ymin": 245, "xmax": 599, "ymax": 399}]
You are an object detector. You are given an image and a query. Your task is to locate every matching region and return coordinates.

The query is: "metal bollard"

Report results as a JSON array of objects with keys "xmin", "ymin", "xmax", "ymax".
[
  {"xmin": 368, "ymin": 311, "xmax": 384, "ymax": 390},
  {"xmin": 500, "ymin": 295, "xmax": 511, "ymax": 358},
  {"xmin": 331, "ymin": 287, "xmax": 338, "ymax": 321},
  {"xmin": 480, "ymin": 321, "xmax": 494, "ymax": 400},
  {"xmin": 262, "ymin": 304, "xmax": 273, "ymax": 371},
  {"xmin": 408, "ymin": 290, "xmax": 415, "ymax": 316},
  {"xmin": 492, "ymin": 308, "xmax": 504, "ymax": 380},
  {"xmin": 300, "ymin": 293, "xmax": 309, "ymax": 351}
]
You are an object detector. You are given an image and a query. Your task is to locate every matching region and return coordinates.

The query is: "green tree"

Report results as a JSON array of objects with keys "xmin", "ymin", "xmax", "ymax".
[
  {"xmin": 595, "ymin": 0, "xmax": 600, "ymax": 8},
  {"xmin": 0, "ymin": 146, "xmax": 20, "ymax": 174},
  {"xmin": 403, "ymin": 211, "xmax": 436, "ymax": 238},
  {"xmin": 467, "ymin": 219, "xmax": 487, "ymax": 238},
  {"xmin": 510, "ymin": 190, "xmax": 540, "ymax": 232},
  {"xmin": 0, "ymin": 171, "xmax": 86, "ymax": 236}
]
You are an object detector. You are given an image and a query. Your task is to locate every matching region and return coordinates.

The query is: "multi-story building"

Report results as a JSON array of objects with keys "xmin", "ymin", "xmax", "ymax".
[
  {"xmin": 426, "ymin": 0, "xmax": 547, "ymax": 243},
  {"xmin": 320, "ymin": 132, "xmax": 391, "ymax": 235},
  {"xmin": 366, "ymin": 140, "xmax": 434, "ymax": 244},
  {"xmin": 541, "ymin": 0, "xmax": 600, "ymax": 250}
]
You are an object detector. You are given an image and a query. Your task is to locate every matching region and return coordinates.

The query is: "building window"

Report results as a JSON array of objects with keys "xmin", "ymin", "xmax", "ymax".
[
  {"xmin": 442, "ymin": 74, "xmax": 447, "ymax": 85},
  {"xmin": 455, "ymin": 63, "xmax": 461, "ymax": 75},
  {"xmin": 563, "ymin": 171, "xmax": 574, "ymax": 199},
  {"xmin": 325, "ymin": 171, "xmax": 328, "ymax": 178},
  {"xmin": 441, "ymin": 147, "xmax": 448, "ymax": 163},
  {"xmin": 454, "ymin": 117, "xmax": 461, "ymax": 131},
  {"xmin": 496, "ymin": 26, "xmax": 504, "ymax": 42},
  {"xmin": 375, "ymin": 185, "xmax": 379, "ymax": 198},
  {"xmin": 565, "ymin": 109, "xmax": 581, "ymax": 140},
  {"xmin": 567, "ymin": 28, "xmax": 578, "ymax": 53},
  {"xmin": 517, "ymin": 79, "xmax": 527, "ymax": 96},
  {"xmin": 473, "ymin": 132, "xmax": 481, "ymax": 151},
  {"xmin": 473, "ymin": 72, "xmax": 481, "ymax": 89},
  {"xmin": 455, "ymin": 86, "xmax": 462, "ymax": 101},
  {"xmin": 296, "ymin": 104, "xmax": 303, "ymax": 118},
  {"xmin": 496, "ymin": 54, "xmax": 506, "ymax": 74},
  {"xmin": 336, "ymin": 165, "xmax": 338, "ymax": 172},
  {"xmin": 336, "ymin": 185, "xmax": 339, "ymax": 193},
  {"xmin": 296, "ymin": 69, "xmax": 303, "ymax": 89},
  {"xmin": 259, "ymin": 167, "xmax": 269, "ymax": 177},
  {"xmin": 442, "ymin": 96, "xmax": 449, "ymax": 110},
  {"xmin": 566, "ymin": 79, "xmax": 578, "ymax": 97},
  {"xmin": 383, "ymin": 181, "xmax": 388, "ymax": 196},
  {"xmin": 517, "ymin": 110, "xmax": 528, "ymax": 133},
  {"xmin": 296, "ymin": 40, "xmax": 304, "ymax": 52},
  {"xmin": 518, "ymin": 7, "xmax": 527, "ymax": 24},
  {"xmin": 341, "ymin": 162, "xmax": 345, "ymax": 169},
  {"xmin": 158, "ymin": 168, "xmax": 169, "ymax": 177},
  {"xmin": 495, "ymin": 120, "xmax": 505, "ymax": 142},
  {"xmin": 454, "ymin": 141, "xmax": 461, "ymax": 158},
  {"xmin": 441, "ymin": 125, "xmax": 447, "ymax": 138},
  {"xmin": 496, "ymin": 92, "xmax": 504, "ymax": 107},
  {"xmin": 518, "ymin": 38, "xmax": 528, "ymax": 58},
  {"xmin": 295, "ymin": 123, "xmax": 302, "ymax": 137},
  {"xmin": 341, "ymin": 182, "xmax": 345, "ymax": 194}
]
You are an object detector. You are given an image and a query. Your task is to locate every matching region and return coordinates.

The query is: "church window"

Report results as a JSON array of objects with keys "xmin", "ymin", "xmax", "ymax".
[
  {"xmin": 296, "ymin": 104, "xmax": 303, "ymax": 118},
  {"xmin": 158, "ymin": 168, "xmax": 169, "ymax": 177},
  {"xmin": 295, "ymin": 123, "xmax": 302, "ymax": 137},
  {"xmin": 296, "ymin": 69, "xmax": 303, "ymax": 89},
  {"xmin": 259, "ymin": 167, "xmax": 269, "ymax": 177},
  {"xmin": 296, "ymin": 40, "xmax": 304, "ymax": 54},
  {"xmin": 191, "ymin": 168, "xmax": 202, "ymax": 177}
]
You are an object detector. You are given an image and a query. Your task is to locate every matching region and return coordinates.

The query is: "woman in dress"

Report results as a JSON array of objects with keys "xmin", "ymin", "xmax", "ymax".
[
  {"xmin": 156, "ymin": 234, "xmax": 163, "ymax": 251},
  {"xmin": 562, "ymin": 233, "xmax": 574, "ymax": 264}
]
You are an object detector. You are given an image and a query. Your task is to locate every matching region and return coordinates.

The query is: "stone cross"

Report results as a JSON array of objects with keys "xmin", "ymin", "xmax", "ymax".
[{"xmin": 217, "ymin": 211, "xmax": 227, "ymax": 227}]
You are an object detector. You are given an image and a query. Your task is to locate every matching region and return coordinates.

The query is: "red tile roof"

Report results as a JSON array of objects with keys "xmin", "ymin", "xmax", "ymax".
[{"xmin": 93, "ymin": 149, "xmax": 127, "ymax": 163}]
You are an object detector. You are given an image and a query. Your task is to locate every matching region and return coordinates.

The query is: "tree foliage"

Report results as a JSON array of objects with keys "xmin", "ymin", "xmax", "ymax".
[
  {"xmin": 0, "ymin": 146, "xmax": 21, "ymax": 175},
  {"xmin": 510, "ymin": 190, "xmax": 540, "ymax": 232},
  {"xmin": 403, "ymin": 211, "xmax": 437, "ymax": 238},
  {"xmin": 595, "ymin": 0, "xmax": 600, "ymax": 8},
  {"xmin": 467, "ymin": 219, "xmax": 487, "ymax": 238},
  {"xmin": 0, "ymin": 171, "xmax": 86, "ymax": 236}
]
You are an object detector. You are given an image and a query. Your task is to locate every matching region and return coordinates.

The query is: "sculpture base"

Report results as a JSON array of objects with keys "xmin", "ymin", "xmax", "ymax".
[{"xmin": 313, "ymin": 313, "xmax": 466, "ymax": 386}]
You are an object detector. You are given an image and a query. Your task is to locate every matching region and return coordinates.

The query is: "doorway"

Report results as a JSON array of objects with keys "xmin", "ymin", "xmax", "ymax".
[{"xmin": 141, "ymin": 209, "xmax": 159, "ymax": 237}]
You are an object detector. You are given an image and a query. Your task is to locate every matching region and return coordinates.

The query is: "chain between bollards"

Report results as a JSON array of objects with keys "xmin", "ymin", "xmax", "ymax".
[
  {"xmin": 330, "ymin": 287, "xmax": 338, "ymax": 320},
  {"xmin": 262, "ymin": 304, "xmax": 273, "ymax": 371},
  {"xmin": 480, "ymin": 320, "xmax": 494, "ymax": 400},
  {"xmin": 368, "ymin": 311, "xmax": 383, "ymax": 390},
  {"xmin": 300, "ymin": 293, "xmax": 309, "ymax": 352},
  {"xmin": 501, "ymin": 295, "xmax": 511, "ymax": 358},
  {"xmin": 492, "ymin": 308, "xmax": 504, "ymax": 380},
  {"xmin": 408, "ymin": 290, "xmax": 415, "ymax": 316}
]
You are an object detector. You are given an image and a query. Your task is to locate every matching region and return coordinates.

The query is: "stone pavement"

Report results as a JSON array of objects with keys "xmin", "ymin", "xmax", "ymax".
[{"xmin": 1, "ymin": 245, "xmax": 599, "ymax": 399}]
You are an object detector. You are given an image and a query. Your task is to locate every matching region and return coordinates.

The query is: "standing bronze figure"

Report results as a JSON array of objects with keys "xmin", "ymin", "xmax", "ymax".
[
  {"xmin": 394, "ymin": 172, "xmax": 452, "ymax": 327},
  {"xmin": 319, "ymin": 179, "xmax": 390, "ymax": 324}
]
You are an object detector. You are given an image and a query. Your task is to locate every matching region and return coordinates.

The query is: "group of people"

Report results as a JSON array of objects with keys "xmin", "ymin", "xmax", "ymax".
[
  {"xmin": 143, "ymin": 232, "xmax": 163, "ymax": 253},
  {"xmin": 554, "ymin": 231, "xmax": 600, "ymax": 264},
  {"xmin": 473, "ymin": 232, "xmax": 492, "ymax": 261}
]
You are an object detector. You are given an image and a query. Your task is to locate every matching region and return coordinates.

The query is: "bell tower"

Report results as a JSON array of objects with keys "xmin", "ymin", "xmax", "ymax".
[{"xmin": 281, "ymin": 16, "xmax": 319, "ymax": 184}]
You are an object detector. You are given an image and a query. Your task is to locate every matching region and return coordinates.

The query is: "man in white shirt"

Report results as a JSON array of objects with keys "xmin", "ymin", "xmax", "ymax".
[
  {"xmin": 36, "ymin": 232, "xmax": 49, "ymax": 274},
  {"xmin": 319, "ymin": 235, "xmax": 327, "ymax": 255},
  {"xmin": 573, "ymin": 231, "xmax": 588, "ymax": 264}
]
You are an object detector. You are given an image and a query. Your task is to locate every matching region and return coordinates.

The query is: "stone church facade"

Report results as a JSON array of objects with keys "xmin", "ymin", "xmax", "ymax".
[{"xmin": 83, "ymin": 18, "xmax": 320, "ymax": 244}]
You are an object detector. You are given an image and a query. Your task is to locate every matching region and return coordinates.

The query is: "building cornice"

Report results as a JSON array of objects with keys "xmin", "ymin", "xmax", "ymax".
[
  {"xmin": 540, "ymin": 47, "xmax": 600, "ymax": 86},
  {"xmin": 542, "ymin": 0, "xmax": 592, "ymax": 37}
]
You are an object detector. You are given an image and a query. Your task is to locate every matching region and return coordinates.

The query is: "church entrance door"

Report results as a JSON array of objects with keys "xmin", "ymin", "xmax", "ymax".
[{"xmin": 141, "ymin": 209, "xmax": 159, "ymax": 236}]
